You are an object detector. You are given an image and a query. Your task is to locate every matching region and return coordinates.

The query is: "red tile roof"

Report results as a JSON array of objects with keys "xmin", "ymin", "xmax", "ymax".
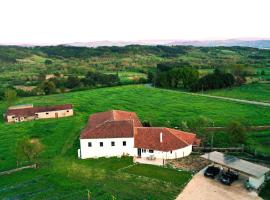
[
  {"xmin": 87, "ymin": 110, "xmax": 142, "ymax": 128},
  {"xmin": 134, "ymin": 127, "xmax": 200, "ymax": 152},
  {"xmin": 81, "ymin": 110, "xmax": 142, "ymax": 139},
  {"xmin": 80, "ymin": 110, "xmax": 201, "ymax": 151},
  {"xmin": 6, "ymin": 104, "xmax": 73, "ymax": 117},
  {"xmin": 80, "ymin": 120, "xmax": 134, "ymax": 139}
]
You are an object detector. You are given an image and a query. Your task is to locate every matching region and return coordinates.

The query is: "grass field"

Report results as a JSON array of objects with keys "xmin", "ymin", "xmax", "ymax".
[
  {"xmin": 204, "ymin": 130, "xmax": 270, "ymax": 156},
  {"xmin": 205, "ymin": 83, "xmax": 270, "ymax": 103},
  {"xmin": 0, "ymin": 85, "xmax": 269, "ymax": 199},
  {"xmin": 0, "ymin": 158, "xmax": 192, "ymax": 200}
]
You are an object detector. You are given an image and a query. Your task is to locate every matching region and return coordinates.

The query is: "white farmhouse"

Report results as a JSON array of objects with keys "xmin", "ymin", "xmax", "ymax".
[
  {"xmin": 5, "ymin": 104, "xmax": 73, "ymax": 123},
  {"xmin": 78, "ymin": 110, "xmax": 200, "ymax": 164}
]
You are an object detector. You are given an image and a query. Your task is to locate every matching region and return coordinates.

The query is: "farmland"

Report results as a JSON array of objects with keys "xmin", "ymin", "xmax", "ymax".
[
  {"xmin": 0, "ymin": 84, "xmax": 270, "ymax": 199},
  {"xmin": 205, "ymin": 83, "xmax": 270, "ymax": 103}
]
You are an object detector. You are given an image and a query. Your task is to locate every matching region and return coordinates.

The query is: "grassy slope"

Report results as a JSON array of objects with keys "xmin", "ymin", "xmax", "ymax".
[
  {"xmin": 205, "ymin": 83, "xmax": 270, "ymax": 103},
  {"xmin": 0, "ymin": 85, "xmax": 269, "ymax": 199},
  {"xmin": 1, "ymin": 85, "xmax": 270, "ymax": 170}
]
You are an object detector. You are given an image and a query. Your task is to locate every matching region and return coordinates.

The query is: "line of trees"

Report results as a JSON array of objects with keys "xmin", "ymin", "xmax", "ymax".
[
  {"xmin": 191, "ymin": 69, "xmax": 235, "ymax": 91},
  {"xmin": 150, "ymin": 62, "xmax": 239, "ymax": 92}
]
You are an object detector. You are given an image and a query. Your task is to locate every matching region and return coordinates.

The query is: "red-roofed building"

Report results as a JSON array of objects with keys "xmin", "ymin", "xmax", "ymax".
[
  {"xmin": 5, "ymin": 104, "xmax": 73, "ymax": 123},
  {"xmin": 79, "ymin": 110, "xmax": 200, "ymax": 163}
]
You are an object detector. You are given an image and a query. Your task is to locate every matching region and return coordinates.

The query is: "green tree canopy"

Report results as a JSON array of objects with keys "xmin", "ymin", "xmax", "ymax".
[{"xmin": 4, "ymin": 89, "xmax": 17, "ymax": 106}]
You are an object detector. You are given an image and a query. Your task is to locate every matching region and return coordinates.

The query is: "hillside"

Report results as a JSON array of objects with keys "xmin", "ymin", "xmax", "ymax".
[
  {"xmin": 0, "ymin": 45, "xmax": 269, "ymax": 89},
  {"xmin": 0, "ymin": 85, "xmax": 269, "ymax": 199}
]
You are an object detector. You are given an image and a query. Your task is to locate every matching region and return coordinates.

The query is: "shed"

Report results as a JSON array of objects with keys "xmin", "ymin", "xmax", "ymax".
[{"xmin": 201, "ymin": 151, "xmax": 270, "ymax": 189}]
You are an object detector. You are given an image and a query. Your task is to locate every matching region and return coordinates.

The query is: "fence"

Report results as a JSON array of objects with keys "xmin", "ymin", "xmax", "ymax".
[
  {"xmin": 0, "ymin": 164, "xmax": 37, "ymax": 176},
  {"xmin": 193, "ymin": 146, "xmax": 244, "ymax": 152}
]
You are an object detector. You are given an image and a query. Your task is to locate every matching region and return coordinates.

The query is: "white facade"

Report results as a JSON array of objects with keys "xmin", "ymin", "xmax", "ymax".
[
  {"xmin": 79, "ymin": 137, "xmax": 136, "ymax": 159},
  {"xmin": 249, "ymin": 175, "xmax": 265, "ymax": 189},
  {"xmin": 6, "ymin": 109, "xmax": 73, "ymax": 123},
  {"xmin": 79, "ymin": 137, "xmax": 193, "ymax": 160},
  {"xmin": 35, "ymin": 109, "xmax": 73, "ymax": 119},
  {"xmin": 139, "ymin": 145, "xmax": 192, "ymax": 160}
]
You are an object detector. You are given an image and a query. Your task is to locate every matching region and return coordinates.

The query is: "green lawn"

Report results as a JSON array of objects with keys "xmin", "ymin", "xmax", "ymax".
[
  {"xmin": 122, "ymin": 164, "xmax": 191, "ymax": 186},
  {"xmin": 0, "ymin": 85, "xmax": 270, "ymax": 199},
  {"xmin": 246, "ymin": 131, "xmax": 270, "ymax": 156},
  {"xmin": 1, "ymin": 85, "xmax": 270, "ymax": 170},
  {"xmin": 205, "ymin": 83, "xmax": 270, "ymax": 103},
  {"xmin": 204, "ymin": 130, "xmax": 270, "ymax": 156}
]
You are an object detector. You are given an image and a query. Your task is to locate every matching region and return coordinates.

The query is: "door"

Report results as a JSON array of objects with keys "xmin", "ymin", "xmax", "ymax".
[
  {"xmin": 55, "ymin": 113, "xmax": 58, "ymax": 118},
  {"xmin": 137, "ymin": 148, "xmax": 141, "ymax": 157}
]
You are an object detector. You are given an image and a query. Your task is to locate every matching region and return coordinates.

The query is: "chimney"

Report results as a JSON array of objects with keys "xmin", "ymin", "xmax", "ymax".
[{"xmin": 160, "ymin": 132, "xmax": 163, "ymax": 143}]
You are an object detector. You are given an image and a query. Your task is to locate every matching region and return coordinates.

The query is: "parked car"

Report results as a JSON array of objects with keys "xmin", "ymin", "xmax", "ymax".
[
  {"xmin": 204, "ymin": 166, "xmax": 220, "ymax": 179},
  {"xmin": 219, "ymin": 170, "xmax": 239, "ymax": 185}
]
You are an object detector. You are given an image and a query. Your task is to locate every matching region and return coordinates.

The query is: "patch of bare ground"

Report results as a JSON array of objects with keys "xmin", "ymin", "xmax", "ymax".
[{"xmin": 167, "ymin": 154, "xmax": 211, "ymax": 172}]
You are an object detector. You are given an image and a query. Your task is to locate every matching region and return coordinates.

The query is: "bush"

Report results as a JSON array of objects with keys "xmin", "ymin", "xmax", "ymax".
[{"xmin": 227, "ymin": 121, "xmax": 247, "ymax": 145}]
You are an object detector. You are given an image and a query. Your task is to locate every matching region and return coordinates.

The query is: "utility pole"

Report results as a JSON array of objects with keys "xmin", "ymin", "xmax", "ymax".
[{"xmin": 211, "ymin": 121, "xmax": 214, "ymax": 151}]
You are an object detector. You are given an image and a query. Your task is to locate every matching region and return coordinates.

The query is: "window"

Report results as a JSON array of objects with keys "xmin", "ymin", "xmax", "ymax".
[
  {"xmin": 66, "ymin": 110, "xmax": 69, "ymax": 113},
  {"xmin": 142, "ymin": 149, "xmax": 146, "ymax": 153},
  {"xmin": 88, "ymin": 142, "xmax": 92, "ymax": 147},
  {"xmin": 123, "ymin": 141, "xmax": 126, "ymax": 146},
  {"xmin": 111, "ymin": 141, "xmax": 115, "ymax": 146},
  {"xmin": 12, "ymin": 116, "xmax": 15, "ymax": 119},
  {"xmin": 46, "ymin": 112, "xmax": 49, "ymax": 115},
  {"xmin": 100, "ymin": 142, "xmax": 103, "ymax": 147},
  {"xmin": 149, "ymin": 150, "xmax": 154, "ymax": 153},
  {"xmin": 170, "ymin": 151, "xmax": 172, "ymax": 154}
]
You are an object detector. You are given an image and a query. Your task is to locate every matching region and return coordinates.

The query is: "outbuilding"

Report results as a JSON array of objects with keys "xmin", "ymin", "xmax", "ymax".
[{"xmin": 201, "ymin": 151, "xmax": 270, "ymax": 189}]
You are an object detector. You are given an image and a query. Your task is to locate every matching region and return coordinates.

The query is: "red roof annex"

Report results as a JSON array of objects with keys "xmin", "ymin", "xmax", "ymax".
[
  {"xmin": 134, "ymin": 127, "xmax": 200, "ymax": 152},
  {"xmin": 6, "ymin": 104, "xmax": 73, "ymax": 117}
]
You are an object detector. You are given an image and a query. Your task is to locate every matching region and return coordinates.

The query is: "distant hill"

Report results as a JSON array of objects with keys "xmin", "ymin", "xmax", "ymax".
[
  {"xmin": 167, "ymin": 39, "xmax": 270, "ymax": 49},
  {"xmin": 65, "ymin": 39, "xmax": 270, "ymax": 49}
]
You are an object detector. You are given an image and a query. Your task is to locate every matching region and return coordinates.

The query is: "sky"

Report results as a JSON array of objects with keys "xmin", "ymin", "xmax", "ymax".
[{"xmin": 0, "ymin": 0, "xmax": 269, "ymax": 44}]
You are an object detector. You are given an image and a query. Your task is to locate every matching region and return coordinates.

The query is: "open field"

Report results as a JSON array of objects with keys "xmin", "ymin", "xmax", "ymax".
[
  {"xmin": 1, "ymin": 85, "xmax": 270, "ymax": 170},
  {"xmin": 0, "ymin": 85, "xmax": 269, "ymax": 199},
  {"xmin": 205, "ymin": 83, "xmax": 270, "ymax": 103},
  {"xmin": 204, "ymin": 130, "xmax": 270, "ymax": 157},
  {"xmin": 0, "ymin": 158, "xmax": 192, "ymax": 200}
]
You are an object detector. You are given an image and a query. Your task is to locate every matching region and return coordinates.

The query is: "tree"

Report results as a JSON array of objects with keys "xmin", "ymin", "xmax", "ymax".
[
  {"xmin": 227, "ymin": 121, "xmax": 247, "ymax": 144},
  {"xmin": 66, "ymin": 76, "xmax": 80, "ymax": 89},
  {"xmin": 4, "ymin": 89, "xmax": 17, "ymax": 106},
  {"xmin": 40, "ymin": 81, "xmax": 56, "ymax": 95},
  {"xmin": 16, "ymin": 137, "xmax": 44, "ymax": 164},
  {"xmin": 44, "ymin": 59, "xmax": 53, "ymax": 65}
]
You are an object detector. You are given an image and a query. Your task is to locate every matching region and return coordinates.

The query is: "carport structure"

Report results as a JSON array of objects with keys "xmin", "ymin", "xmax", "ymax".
[{"xmin": 201, "ymin": 151, "xmax": 270, "ymax": 189}]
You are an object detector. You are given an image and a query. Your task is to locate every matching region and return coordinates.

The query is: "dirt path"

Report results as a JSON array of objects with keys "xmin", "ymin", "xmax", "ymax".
[
  {"xmin": 145, "ymin": 84, "xmax": 270, "ymax": 107},
  {"xmin": 176, "ymin": 169, "xmax": 262, "ymax": 200},
  {"xmin": 180, "ymin": 92, "xmax": 270, "ymax": 107}
]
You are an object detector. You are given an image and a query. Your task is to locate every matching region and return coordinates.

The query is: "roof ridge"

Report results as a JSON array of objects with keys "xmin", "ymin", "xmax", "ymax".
[{"xmin": 165, "ymin": 128, "xmax": 190, "ymax": 146}]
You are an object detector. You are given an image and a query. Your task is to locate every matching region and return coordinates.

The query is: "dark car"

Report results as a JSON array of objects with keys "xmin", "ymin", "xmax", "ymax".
[
  {"xmin": 219, "ymin": 170, "xmax": 239, "ymax": 185},
  {"xmin": 204, "ymin": 166, "xmax": 220, "ymax": 179}
]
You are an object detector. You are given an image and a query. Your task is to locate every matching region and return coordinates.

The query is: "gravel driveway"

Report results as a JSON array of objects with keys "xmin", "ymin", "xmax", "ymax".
[{"xmin": 176, "ymin": 169, "xmax": 262, "ymax": 200}]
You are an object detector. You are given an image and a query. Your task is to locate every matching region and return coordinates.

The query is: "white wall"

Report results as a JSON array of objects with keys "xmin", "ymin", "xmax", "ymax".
[
  {"xmin": 79, "ymin": 137, "xmax": 136, "ymax": 159},
  {"xmin": 36, "ymin": 109, "xmax": 73, "ymax": 119},
  {"xmin": 249, "ymin": 175, "xmax": 265, "ymax": 189},
  {"xmin": 7, "ymin": 109, "xmax": 73, "ymax": 123},
  {"xmin": 140, "ymin": 145, "xmax": 192, "ymax": 159}
]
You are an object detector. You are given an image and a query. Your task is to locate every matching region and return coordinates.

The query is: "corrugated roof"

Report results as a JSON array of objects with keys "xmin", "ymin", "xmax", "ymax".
[{"xmin": 201, "ymin": 151, "xmax": 270, "ymax": 178}]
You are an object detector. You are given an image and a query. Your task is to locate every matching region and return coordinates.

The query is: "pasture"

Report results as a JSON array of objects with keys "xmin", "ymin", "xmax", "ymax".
[
  {"xmin": 205, "ymin": 83, "xmax": 270, "ymax": 103},
  {"xmin": 0, "ymin": 85, "xmax": 269, "ymax": 199}
]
